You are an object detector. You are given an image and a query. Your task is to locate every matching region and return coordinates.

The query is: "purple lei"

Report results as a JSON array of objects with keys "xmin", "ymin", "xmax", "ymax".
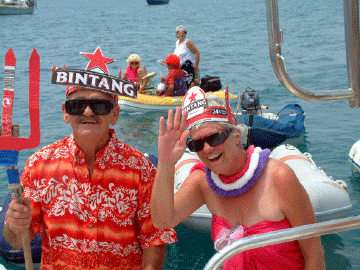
[{"xmin": 206, "ymin": 148, "xmax": 271, "ymax": 197}]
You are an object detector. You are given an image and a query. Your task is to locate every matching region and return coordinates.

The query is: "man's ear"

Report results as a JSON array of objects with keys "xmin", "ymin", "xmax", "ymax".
[
  {"xmin": 110, "ymin": 104, "xmax": 120, "ymax": 126},
  {"xmin": 62, "ymin": 102, "xmax": 70, "ymax": 124}
]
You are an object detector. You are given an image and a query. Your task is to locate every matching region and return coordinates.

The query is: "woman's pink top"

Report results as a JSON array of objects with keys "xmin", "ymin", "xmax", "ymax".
[
  {"xmin": 212, "ymin": 216, "xmax": 305, "ymax": 269},
  {"xmin": 126, "ymin": 66, "xmax": 138, "ymax": 83}
]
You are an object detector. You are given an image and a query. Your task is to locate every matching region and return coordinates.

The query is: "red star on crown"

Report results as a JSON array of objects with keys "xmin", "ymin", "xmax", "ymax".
[
  {"xmin": 80, "ymin": 47, "xmax": 114, "ymax": 74},
  {"xmin": 188, "ymin": 92, "xmax": 198, "ymax": 103}
]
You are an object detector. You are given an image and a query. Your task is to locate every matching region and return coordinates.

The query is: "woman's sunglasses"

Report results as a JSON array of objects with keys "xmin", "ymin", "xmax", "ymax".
[
  {"xmin": 65, "ymin": 99, "xmax": 115, "ymax": 115},
  {"xmin": 130, "ymin": 61, "xmax": 139, "ymax": 64},
  {"xmin": 187, "ymin": 128, "xmax": 233, "ymax": 152}
]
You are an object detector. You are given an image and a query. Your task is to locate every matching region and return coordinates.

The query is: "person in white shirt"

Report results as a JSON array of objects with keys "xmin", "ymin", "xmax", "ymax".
[{"xmin": 174, "ymin": 25, "xmax": 200, "ymax": 88}]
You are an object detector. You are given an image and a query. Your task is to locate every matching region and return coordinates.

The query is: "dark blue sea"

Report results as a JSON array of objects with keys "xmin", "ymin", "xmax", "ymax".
[{"xmin": 0, "ymin": 0, "xmax": 359, "ymax": 269}]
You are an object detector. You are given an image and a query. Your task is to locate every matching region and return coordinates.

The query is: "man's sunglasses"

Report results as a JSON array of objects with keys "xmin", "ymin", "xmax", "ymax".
[
  {"xmin": 187, "ymin": 128, "xmax": 233, "ymax": 152},
  {"xmin": 65, "ymin": 99, "xmax": 115, "ymax": 115}
]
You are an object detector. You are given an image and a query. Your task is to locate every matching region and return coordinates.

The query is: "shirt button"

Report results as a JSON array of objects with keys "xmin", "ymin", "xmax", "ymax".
[
  {"xmin": 89, "ymin": 223, "xmax": 94, "ymax": 228},
  {"xmin": 84, "ymin": 174, "xmax": 88, "ymax": 178}
]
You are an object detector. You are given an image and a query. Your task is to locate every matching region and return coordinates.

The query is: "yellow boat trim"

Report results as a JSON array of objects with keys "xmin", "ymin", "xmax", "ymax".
[{"xmin": 118, "ymin": 90, "xmax": 238, "ymax": 106}]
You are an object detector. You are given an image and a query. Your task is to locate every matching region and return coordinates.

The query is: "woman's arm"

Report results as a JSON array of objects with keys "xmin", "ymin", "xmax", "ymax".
[
  {"xmin": 151, "ymin": 108, "xmax": 204, "ymax": 229},
  {"xmin": 273, "ymin": 160, "xmax": 326, "ymax": 269},
  {"xmin": 187, "ymin": 40, "xmax": 200, "ymax": 72},
  {"xmin": 121, "ymin": 70, "xmax": 128, "ymax": 80}
]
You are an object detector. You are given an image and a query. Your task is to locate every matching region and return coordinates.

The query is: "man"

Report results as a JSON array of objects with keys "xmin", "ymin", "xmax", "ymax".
[
  {"xmin": 159, "ymin": 54, "xmax": 187, "ymax": 96},
  {"xmin": 4, "ymin": 47, "xmax": 177, "ymax": 270}
]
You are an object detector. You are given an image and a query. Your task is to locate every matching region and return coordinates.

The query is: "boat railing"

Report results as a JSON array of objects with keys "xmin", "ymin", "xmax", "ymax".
[
  {"xmin": 203, "ymin": 215, "xmax": 360, "ymax": 270},
  {"xmin": 266, "ymin": 0, "xmax": 360, "ymax": 108}
]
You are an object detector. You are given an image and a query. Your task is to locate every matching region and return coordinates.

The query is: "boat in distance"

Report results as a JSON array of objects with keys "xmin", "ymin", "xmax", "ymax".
[
  {"xmin": 146, "ymin": 0, "xmax": 169, "ymax": 5},
  {"xmin": 0, "ymin": 0, "xmax": 36, "ymax": 15}
]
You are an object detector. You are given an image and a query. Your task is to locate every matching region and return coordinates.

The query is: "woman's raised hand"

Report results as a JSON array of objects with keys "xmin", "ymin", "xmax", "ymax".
[{"xmin": 158, "ymin": 107, "xmax": 189, "ymax": 164}]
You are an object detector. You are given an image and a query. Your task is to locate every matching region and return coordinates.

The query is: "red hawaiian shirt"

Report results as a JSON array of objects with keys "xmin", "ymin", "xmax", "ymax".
[{"xmin": 21, "ymin": 129, "xmax": 177, "ymax": 270}]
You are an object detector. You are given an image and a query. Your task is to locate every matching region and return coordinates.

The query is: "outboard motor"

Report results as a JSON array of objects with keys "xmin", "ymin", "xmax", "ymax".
[
  {"xmin": 240, "ymin": 87, "xmax": 260, "ymax": 148},
  {"xmin": 241, "ymin": 87, "xmax": 260, "ymax": 115}
]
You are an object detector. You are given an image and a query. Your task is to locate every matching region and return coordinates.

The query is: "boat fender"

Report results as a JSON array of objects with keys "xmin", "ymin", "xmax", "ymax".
[{"xmin": 334, "ymin": 180, "xmax": 348, "ymax": 189}]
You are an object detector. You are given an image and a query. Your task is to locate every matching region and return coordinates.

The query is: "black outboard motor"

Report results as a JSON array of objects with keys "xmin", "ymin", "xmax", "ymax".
[
  {"xmin": 241, "ymin": 87, "xmax": 260, "ymax": 115},
  {"xmin": 240, "ymin": 87, "xmax": 260, "ymax": 148}
]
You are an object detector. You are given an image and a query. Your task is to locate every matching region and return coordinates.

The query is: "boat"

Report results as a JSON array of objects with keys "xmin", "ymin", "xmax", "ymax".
[
  {"xmin": 0, "ymin": 193, "xmax": 42, "ymax": 268},
  {"xmin": 237, "ymin": 104, "xmax": 305, "ymax": 149},
  {"xmin": 0, "ymin": 0, "xmax": 36, "ymax": 15},
  {"xmin": 118, "ymin": 90, "xmax": 238, "ymax": 112},
  {"xmin": 236, "ymin": 88, "xmax": 305, "ymax": 149},
  {"xmin": 349, "ymin": 140, "xmax": 360, "ymax": 174},
  {"xmin": 146, "ymin": 0, "xmax": 169, "ymax": 5},
  {"xmin": 174, "ymin": 144, "xmax": 352, "ymax": 234}
]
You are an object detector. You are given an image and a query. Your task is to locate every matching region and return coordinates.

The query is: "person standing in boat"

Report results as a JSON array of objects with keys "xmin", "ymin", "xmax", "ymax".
[
  {"xmin": 121, "ymin": 53, "xmax": 141, "ymax": 84},
  {"xmin": 174, "ymin": 25, "xmax": 200, "ymax": 88},
  {"xmin": 3, "ymin": 47, "xmax": 177, "ymax": 270},
  {"xmin": 151, "ymin": 86, "xmax": 326, "ymax": 269},
  {"xmin": 158, "ymin": 54, "xmax": 187, "ymax": 96}
]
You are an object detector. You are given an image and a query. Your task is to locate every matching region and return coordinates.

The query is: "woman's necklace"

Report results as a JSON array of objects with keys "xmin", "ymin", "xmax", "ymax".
[{"xmin": 205, "ymin": 146, "xmax": 271, "ymax": 197}]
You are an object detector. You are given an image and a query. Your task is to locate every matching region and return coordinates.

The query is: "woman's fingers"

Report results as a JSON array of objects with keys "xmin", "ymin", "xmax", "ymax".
[
  {"xmin": 159, "ymin": 116, "xmax": 165, "ymax": 137},
  {"xmin": 173, "ymin": 107, "xmax": 182, "ymax": 131},
  {"xmin": 165, "ymin": 109, "xmax": 174, "ymax": 132}
]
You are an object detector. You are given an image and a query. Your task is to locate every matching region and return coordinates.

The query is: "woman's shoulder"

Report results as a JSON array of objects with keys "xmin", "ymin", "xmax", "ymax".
[{"xmin": 265, "ymin": 158, "xmax": 303, "ymax": 192}]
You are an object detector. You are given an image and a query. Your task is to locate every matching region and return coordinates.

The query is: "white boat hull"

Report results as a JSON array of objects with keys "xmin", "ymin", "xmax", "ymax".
[
  {"xmin": 175, "ymin": 144, "xmax": 352, "ymax": 234},
  {"xmin": 0, "ymin": 5, "xmax": 34, "ymax": 15},
  {"xmin": 349, "ymin": 140, "xmax": 360, "ymax": 174}
]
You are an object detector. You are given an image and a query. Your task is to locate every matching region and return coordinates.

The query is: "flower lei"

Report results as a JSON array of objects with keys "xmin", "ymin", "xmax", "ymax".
[{"xmin": 205, "ymin": 146, "xmax": 271, "ymax": 197}]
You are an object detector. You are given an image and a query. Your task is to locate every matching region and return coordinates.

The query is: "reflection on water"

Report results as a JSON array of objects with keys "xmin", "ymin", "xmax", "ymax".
[
  {"xmin": 116, "ymin": 110, "xmax": 166, "ymax": 156},
  {"xmin": 322, "ymin": 234, "xmax": 351, "ymax": 269},
  {"xmin": 164, "ymin": 225, "xmax": 215, "ymax": 270}
]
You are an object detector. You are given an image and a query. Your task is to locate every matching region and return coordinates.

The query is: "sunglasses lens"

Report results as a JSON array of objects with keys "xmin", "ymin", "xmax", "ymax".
[
  {"xmin": 65, "ymin": 99, "xmax": 86, "ymax": 115},
  {"xmin": 187, "ymin": 139, "xmax": 204, "ymax": 152},
  {"xmin": 207, "ymin": 132, "xmax": 226, "ymax": 147},
  {"xmin": 187, "ymin": 129, "xmax": 233, "ymax": 152},
  {"xmin": 92, "ymin": 100, "xmax": 115, "ymax": 115},
  {"xmin": 65, "ymin": 99, "xmax": 115, "ymax": 115}
]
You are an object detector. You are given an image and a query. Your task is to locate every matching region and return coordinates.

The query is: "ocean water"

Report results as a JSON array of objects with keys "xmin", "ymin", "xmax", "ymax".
[{"xmin": 0, "ymin": 0, "xmax": 359, "ymax": 269}]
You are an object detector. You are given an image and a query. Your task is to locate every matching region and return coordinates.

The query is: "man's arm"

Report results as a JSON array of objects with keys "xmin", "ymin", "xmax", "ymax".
[
  {"xmin": 142, "ymin": 245, "xmax": 167, "ymax": 270},
  {"xmin": 166, "ymin": 83, "xmax": 174, "ymax": 96},
  {"xmin": 3, "ymin": 197, "xmax": 35, "ymax": 249}
]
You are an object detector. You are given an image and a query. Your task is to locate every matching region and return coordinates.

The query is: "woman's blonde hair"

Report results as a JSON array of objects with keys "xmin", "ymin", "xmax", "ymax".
[{"xmin": 127, "ymin": 54, "xmax": 141, "ymax": 65}]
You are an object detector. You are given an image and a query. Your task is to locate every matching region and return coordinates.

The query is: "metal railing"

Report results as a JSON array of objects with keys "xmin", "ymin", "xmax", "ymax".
[
  {"xmin": 266, "ymin": 0, "xmax": 360, "ymax": 108},
  {"xmin": 203, "ymin": 215, "xmax": 360, "ymax": 269}
]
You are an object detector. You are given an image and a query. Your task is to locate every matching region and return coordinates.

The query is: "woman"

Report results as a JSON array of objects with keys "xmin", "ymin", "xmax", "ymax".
[
  {"xmin": 122, "ymin": 53, "xmax": 141, "ymax": 84},
  {"xmin": 151, "ymin": 86, "xmax": 326, "ymax": 269},
  {"xmin": 174, "ymin": 25, "xmax": 200, "ymax": 88}
]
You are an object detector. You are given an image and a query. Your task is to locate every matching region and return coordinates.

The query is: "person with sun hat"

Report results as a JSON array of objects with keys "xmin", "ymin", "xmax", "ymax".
[
  {"xmin": 157, "ymin": 54, "xmax": 187, "ymax": 96},
  {"xmin": 151, "ymin": 86, "xmax": 325, "ymax": 269},
  {"xmin": 4, "ymin": 47, "xmax": 177, "ymax": 270}
]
